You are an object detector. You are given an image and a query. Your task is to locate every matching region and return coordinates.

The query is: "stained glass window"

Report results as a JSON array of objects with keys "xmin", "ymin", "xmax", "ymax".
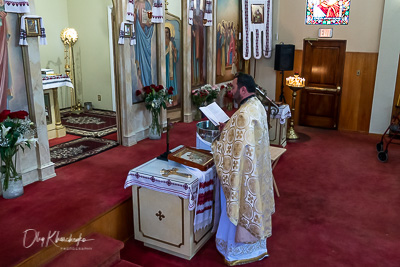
[{"xmin": 305, "ymin": 0, "xmax": 351, "ymax": 25}]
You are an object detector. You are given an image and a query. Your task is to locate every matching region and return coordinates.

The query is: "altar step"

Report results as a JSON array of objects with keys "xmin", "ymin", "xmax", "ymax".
[{"xmin": 43, "ymin": 233, "xmax": 141, "ymax": 267}]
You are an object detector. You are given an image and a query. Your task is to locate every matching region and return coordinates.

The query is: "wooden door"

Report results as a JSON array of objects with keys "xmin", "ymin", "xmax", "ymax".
[{"xmin": 299, "ymin": 39, "xmax": 346, "ymax": 129}]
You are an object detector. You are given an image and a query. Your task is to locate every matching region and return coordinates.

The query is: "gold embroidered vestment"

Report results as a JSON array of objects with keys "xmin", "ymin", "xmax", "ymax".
[{"xmin": 212, "ymin": 97, "xmax": 274, "ymax": 240}]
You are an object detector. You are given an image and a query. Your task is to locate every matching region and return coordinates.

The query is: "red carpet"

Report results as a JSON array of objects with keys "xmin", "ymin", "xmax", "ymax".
[
  {"xmin": 0, "ymin": 119, "xmax": 399, "ymax": 266},
  {"xmin": 120, "ymin": 126, "xmax": 400, "ymax": 267}
]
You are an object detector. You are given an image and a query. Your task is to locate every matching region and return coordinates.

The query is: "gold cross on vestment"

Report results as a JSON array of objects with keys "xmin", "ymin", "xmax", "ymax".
[{"xmin": 160, "ymin": 168, "xmax": 192, "ymax": 178}]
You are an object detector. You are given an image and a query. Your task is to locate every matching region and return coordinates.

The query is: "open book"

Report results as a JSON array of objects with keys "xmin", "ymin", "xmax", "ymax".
[{"xmin": 199, "ymin": 102, "xmax": 230, "ymax": 126}]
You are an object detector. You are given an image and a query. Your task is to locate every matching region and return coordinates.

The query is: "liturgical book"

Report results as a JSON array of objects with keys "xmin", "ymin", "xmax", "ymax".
[{"xmin": 199, "ymin": 102, "xmax": 230, "ymax": 126}]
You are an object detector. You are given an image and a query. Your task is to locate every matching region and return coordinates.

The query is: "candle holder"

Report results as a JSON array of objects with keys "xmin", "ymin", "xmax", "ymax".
[{"xmin": 286, "ymin": 73, "xmax": 305, "ymax": 140}]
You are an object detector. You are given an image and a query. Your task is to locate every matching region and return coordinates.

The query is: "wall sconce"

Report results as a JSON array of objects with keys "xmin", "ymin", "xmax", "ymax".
[{"xmin": 147, "ymin": 11, "xmax": 153, "ymax": 20}]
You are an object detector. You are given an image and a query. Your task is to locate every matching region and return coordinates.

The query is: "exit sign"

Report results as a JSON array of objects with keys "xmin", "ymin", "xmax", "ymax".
[{"xmin": 318, "ymin": 28, "xmax": 333, "ymax": 38}]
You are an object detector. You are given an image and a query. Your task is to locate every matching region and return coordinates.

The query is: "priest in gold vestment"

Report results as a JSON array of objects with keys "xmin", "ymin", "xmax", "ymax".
[{"xmin": 211, "ymin": 73, "xmax": 274, "ymax": 265}]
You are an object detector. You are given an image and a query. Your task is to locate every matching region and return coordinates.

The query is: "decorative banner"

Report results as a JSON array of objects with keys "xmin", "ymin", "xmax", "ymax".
[
  {"xmin": 242, "ymin": 0, "xmax": 272, "ymax": 60},
  {"xmin": 203, "ymin": 0, "xmax": 213, "ymax": 27},
  {"xmin": 151, "ymin": 0, "xmax": 164, "ymax": 23},
  {"xmin": 4, "ymin": 0, "xmax": 30, "ymax": 14},
  {"xmin": 305, "ymin": 0, "xmax": 351, "ymax": 25},
  {"xmin": 118, "ymin": 21, "xmax": 136, "ymax": 46},
  {"xmin": 188, "ymin": 0, "xmax": 195, "ymax": 25},
  {"xmin": 19, "ymin": 15, "xmax": 47, "ymax": 46},
  {"xmin": 126, "ymin": 0, "xmax": 135, "ymax": 22}
]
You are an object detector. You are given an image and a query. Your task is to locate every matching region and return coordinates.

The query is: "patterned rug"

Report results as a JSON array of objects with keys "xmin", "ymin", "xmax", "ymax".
[
  {"xmin": 61, "ymin": 109, "xmax": 117, "ymax": 137},
  {"xmin": 50, "ymin": 137, "xmax": 119, "ymax": 168}
]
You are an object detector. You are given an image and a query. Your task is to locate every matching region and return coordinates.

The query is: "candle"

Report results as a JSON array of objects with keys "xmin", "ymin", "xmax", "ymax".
[{"xmin": 286, "ymin": 74, "xmax": 305, "ymax": 87}]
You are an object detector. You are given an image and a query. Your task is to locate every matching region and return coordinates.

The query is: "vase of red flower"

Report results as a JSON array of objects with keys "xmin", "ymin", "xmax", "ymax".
[
  {"xmin": 136, "ymin": 85, "xmax": 173, "ymax": 139},
  {"xmin": 0, "ymin": 110, "xmax": 37, "ymax": 199}
]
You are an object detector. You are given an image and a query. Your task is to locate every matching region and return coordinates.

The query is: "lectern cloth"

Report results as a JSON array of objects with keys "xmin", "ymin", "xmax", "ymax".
[
  {"xmin": 266, "ymin": 104, "xmax": 291, "ymax": 124},
  {"xmin": 42, "ymin": 75, "xmax": 73, "ymax": 90}
]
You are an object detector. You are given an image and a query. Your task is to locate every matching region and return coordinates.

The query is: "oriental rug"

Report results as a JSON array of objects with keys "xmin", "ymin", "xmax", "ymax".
[
  {"xmin": 50, "ymin": 137, "xmax": 119, "ymax": 168},
  {"xmin": 60, "ymin": 109, "xmax": 117, "ymax": 137}
]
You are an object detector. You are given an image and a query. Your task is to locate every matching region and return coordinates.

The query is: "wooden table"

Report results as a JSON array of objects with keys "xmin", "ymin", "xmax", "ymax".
[{"xmin": 270, "ymin": 146, "xmax": 287, "ymax": 197}]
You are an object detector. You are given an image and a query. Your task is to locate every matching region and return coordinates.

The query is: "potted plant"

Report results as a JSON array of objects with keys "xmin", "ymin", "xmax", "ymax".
[
  {"xmin": 0, "ymin": 110, "xmax": 37, "ymax": 199},
  {"xmin": 136, "ymin": 85, "xmax": 173, "ymax": 139}
]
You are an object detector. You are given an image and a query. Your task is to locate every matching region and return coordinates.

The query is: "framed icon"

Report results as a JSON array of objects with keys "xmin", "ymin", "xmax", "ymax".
[
  {"xmin": 124, "ymin": 23, "xmax": 133, "ymax": 38},
  {"xmin": 168, "ymin": 146, "xmax": 214, "ymax": 171},
  {"xmin": 25, "ymin": 18, "xmax": 41, "ymax": 37},
  {"xmin": 251, "ymin": 4, "xmax": 264, "ymax": 24}
]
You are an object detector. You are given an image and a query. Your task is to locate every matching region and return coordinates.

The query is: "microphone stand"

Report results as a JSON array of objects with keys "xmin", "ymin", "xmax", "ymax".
[
  {"xmin": 157, "ymin": 118, "xmax": 171, "ymax": 161},
  {"xmin": 279, "ymin": 70, "xmax": 287, "ymax": 103}
]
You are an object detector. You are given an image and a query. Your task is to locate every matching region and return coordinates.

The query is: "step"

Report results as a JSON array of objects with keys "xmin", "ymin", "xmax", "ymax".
[
  {"xmin": 112, "ymin": 260, "xmax": 142, "ymax": 267},
  {"xmin": 43, "ymin": 232, "xmax": 124, "ymax": 267}
]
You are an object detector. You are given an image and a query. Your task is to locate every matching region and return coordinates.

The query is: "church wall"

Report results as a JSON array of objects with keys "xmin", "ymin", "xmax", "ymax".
[
  {"xmin": 263, "ymin": 0, "xmax": 394, "ymax": 133},
  {"xmin": 67, "ymin": 0, "xmax": 114, "ymax": 111},
  {"xmin": 35, "ymin": 0, "xmax": 69, "ymax": 74},
  {"xmin": 167, "ymin": 0, "xmax": 181, "ymax": 19},
  {"xmin": 36, "ymin": 0, "xmax": 114, "ymax": 111},
  {"xmin": 369, "ymin": 0, "xmax": 400, "ymax": 134},
  {"xmin": 277, "ymin": 0, "xmax": 383, "ymax": 52},
  {"xmin": 35, "ymin": 0, "xmax": 71, "ymax": 109}
]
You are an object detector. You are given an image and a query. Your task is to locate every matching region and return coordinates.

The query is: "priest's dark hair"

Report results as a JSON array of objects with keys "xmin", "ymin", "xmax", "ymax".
[{"xmin": 234, "ymin": 72, "xmax": 257, "ymax": 93}]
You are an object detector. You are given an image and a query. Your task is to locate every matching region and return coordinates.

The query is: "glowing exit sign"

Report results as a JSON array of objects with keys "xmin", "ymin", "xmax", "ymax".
[{"xmin": 318, "ymin": 28, "xmax": 333, "ymax": 38}]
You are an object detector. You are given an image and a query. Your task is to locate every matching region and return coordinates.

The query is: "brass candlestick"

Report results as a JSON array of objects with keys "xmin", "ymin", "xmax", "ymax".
[{"xmin": 286, "ymin": 85, "xmax": 304, "ymax": 140}]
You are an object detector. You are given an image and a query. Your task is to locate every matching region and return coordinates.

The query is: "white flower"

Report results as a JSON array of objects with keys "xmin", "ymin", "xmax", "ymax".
[
  {"xmin": 27, "ymin": 138, "xmax": 38, "ymax": 147},
  {"xmin": 1, "ymin": 124, "xmax": 11, "ymax": 139},
  {"xmin": 14, "ymin": 135, "xmax": 26, "ymax": 146},
  {"xmin": 169, "ymin": 99, "xmax": 173, "ymax": 104}
]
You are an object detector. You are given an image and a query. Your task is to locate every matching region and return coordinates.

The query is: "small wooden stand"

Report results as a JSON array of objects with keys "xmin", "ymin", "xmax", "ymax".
[{"xmin": 269, "ymin": 146, "xmax": 287, "ymax": 197}]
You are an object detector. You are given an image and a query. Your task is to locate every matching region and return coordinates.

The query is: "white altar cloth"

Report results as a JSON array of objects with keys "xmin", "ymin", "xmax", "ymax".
[
  {"xmin": 124, "ymin": 157, "xmax": 216, "ymax": 232},
  {"xmin": 42, "ymin": 74, "xmax": 73, "ymax": 90}
]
